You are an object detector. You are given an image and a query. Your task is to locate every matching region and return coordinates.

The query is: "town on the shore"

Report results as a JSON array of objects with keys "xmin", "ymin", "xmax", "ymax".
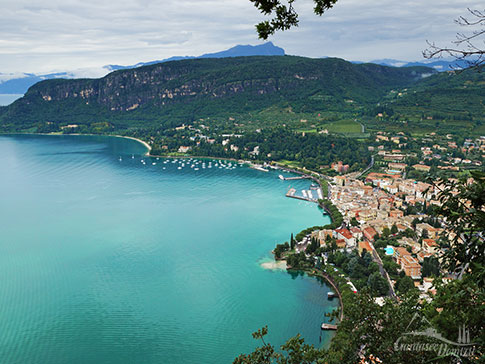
[
  {"xmin": 273, "ymin": 132, "xmax": 485, "ymax": 304},
  {"xmin": 124, "ymin": 120, "xmax": 484, "ymax": 305}
]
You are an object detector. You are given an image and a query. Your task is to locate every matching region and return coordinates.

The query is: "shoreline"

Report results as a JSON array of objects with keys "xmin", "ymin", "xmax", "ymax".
[
  {"xmin": 111, "ymin": 135, "xmax": 152, "ymax": 155},
  {"xmin": 0, "ymin": 132, "xmax": 152, "ymax": 156},
  {"xmin": 0, "ymin": 132, "xmax": 319, "ymax": 178}
]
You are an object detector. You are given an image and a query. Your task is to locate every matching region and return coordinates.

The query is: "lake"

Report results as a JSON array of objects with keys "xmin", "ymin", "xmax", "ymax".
[{"xmin": 0, "ymin": 134, "xmax": 336, "ymax": 364}]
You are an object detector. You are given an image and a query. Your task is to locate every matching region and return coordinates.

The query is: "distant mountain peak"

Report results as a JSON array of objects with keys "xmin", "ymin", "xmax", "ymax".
[
  {"xmin": 200, "ymin": 42, "xmax": 285, "ymax": 58},
  {"xmin": 107, "ymin": 42, "xmax": 285, "ymax": 71},
  {"xmin": 0, "ymin": 42, "xmax": 286, "ymax": 98}
]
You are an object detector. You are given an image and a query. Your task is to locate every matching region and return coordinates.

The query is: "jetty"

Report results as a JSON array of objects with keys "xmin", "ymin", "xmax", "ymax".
[
  {"xmin": 285, "ymin": 187, "xmax": 322, "ymax": 203},
  {"xmin": 279, "ymin": 175, "xmax": 308, "ymax": 181},
  {"xmin": 321, "ymin": 323, "xmax": 338, "ymax": 330}
]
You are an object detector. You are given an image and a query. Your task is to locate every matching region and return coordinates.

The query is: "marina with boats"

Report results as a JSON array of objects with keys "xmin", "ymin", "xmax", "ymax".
[{"xmin": 285, "ymin": 183, "xmax": 324, "ymax": 203}]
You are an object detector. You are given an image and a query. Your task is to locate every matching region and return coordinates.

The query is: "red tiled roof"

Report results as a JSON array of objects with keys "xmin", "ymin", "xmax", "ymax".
[
  {"xmin": 423, "ymin": 239, "xmax": 437, "ymax": 247},
  {"xmin": 336, "ymin": 228, "xmax": 353, "ymax": 240},
  {"xmin": 359, "ymin": 240, "xmax": 373, "ymax": 252},
  {"xmin": 363, "ymin": 226, "xmax": 377, "ymax": 241}
]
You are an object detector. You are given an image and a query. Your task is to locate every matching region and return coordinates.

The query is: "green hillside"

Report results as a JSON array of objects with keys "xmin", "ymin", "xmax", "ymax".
[
  {"xmin": 0, "ymin": 56, "xmax": 434, "ymax": 134},
  {"xmin": 365, "ymin": 68, "xmax": 485, "ymax": 135}
]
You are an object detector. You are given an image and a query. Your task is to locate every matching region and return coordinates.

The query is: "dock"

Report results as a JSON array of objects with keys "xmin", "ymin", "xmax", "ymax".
[
  {"xmin": 282, "ymin": 176, "xmax": 308, "ymax": 180},
  {"xmin": 321, "ymin": 323, "xmax": 338, "ymax": 330},
  {"xmin": 285, "ymin": 187, "xmax": 322, "ymax": 203}
]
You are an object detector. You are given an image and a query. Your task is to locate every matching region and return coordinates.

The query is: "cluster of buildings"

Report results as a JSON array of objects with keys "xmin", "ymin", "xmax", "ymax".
[
  {"xmin": 331, "ymin": 161, "xmax": 350, "ymax": 173},
  {"xmin": 301, "ymin": 131, "xmax": 484, "ymax": 299},
  {"xmin": 308, "ymin": 171, "xmax": 449, "ymax": 298},
  {"xmin": 371, "ymin": 133, "xmax": 484, "ymax": 174}
]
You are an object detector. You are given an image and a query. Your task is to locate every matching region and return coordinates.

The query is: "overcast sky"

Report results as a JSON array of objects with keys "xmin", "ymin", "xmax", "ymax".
[{"xmin": 1, "ymin": 0, "xmax": 482, "ymax": 75}]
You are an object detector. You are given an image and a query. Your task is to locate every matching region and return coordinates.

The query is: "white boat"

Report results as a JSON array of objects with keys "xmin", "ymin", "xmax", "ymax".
[
  {"xmin": 278, "ymin": 175, "xmax": 285, "ymax": 180},
  {"xmin": 152, "ymin": 162, "xmax": 156, "ymax": 165},
  {"xmin": 251, "ymin": 165, "xmax": 269, "ymax": 172}
]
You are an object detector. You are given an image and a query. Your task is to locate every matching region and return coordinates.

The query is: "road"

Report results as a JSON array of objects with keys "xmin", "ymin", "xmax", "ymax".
[
  {"xmin": 357, "ymin": 154, "xmax": 375, "ymax": 178},
  {"xmin": 371, "ymin": 249, "xmax": 397, "ymax": 299}
]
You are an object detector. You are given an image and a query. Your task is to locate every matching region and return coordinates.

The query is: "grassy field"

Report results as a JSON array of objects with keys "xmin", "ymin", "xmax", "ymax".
[
  {"xmin": 277, "ymin": 160, "xmax": 302, "ymax": 168},
  {"xmin": 322, "ymin": 119, "xmax": 363, "ymax": 134}
]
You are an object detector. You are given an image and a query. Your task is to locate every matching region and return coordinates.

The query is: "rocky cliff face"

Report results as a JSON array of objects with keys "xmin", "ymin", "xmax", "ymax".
[
  {"xmin": 25, "ymin": 56, "xmax": 433, "ymax": 111},
  {"xmin": 1, "ymin": 56, "xmax": 435, "ymax": 130}
]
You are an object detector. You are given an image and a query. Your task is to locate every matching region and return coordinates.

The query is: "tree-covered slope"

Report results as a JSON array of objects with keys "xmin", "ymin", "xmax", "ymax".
[
  {"xmin": 373, "ymin": 68, "xmax": 485, "ymax": 135},
  {"xmin": 0, "ymin": 56, "xmax": 434, "ymax": 132}
]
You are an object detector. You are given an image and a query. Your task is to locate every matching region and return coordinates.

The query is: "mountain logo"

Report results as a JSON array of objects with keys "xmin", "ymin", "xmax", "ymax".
[{"xmin": 394, "ymin": 313, "xmax": 477, "ymax": 358}]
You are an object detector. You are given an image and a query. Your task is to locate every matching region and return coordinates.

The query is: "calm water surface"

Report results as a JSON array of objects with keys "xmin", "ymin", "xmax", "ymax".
[{"xmin": 0, "ymin": 134, "xmax": 336, "ymax": 364}]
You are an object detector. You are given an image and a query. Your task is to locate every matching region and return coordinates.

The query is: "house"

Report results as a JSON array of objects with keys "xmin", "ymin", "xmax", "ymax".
[
  {"xmin": 395, "ymin": 223, "xmax": 407, "ymax": 232},
  {"xmin": 336, "ymin": 239, "xmax": 346, "ymax": 249},
  {"xmin": 350, "ymin": 227, "xmax": 363, "ymax": 240},
  {"xmin": 335, "ymin": 228, "xmax": 356, "ymax": 247},
  {"xmin": 415, "ymin": 182, "xmax": 433, "ymax": 199},
  {"xmin": 413, "ymin": 164, "xmax": 431, "ymax": 172},
  {"xmin": 363, "ymin": 226, "xmax": 378, "ymax": 242},
  {"xmin": 383, "ymin": 184, "xmax": 399, "ymax": 194},
  {"xmin": 394, "ymin": 247, "xmax": 422, "ymax": 279},
  {"xmin": 312, "ymin": 229, "xmax": 333, "ymax": 246},
  {"xmin": 388, "ymin": 162, "xmax": 407, "ymax": 171},
  {"xmin": 358, "ymin": 240, "xmax": 374, "ymax": 255},
  {"xmin": 417, "ymin": 251, "xmax": 433, "ymax": 263},
  {"xmin": 177, "ymin": 146, "xmax": 191, "ymax": 153},
  {"xmin": 359, "ymin": 209, "xmax": 376, "ymax": 221},
  {"xmin": 332, "ymin": 161, "xmax": 349, "ymax": 174},
  {"xmin": 376, "ymin": 210, "xmax": 389, "ymax": 220},
  {"xmin": 422, "ymin": 239, "xmax": 438, "ymax": 253},
  {"xmin": 416, "ymin": 223, "xmax": 436, "ymax": 238},
  {"xmin": 384, "ymin": 154, "xmax": 406, "ymax": 162},
  {"xmin": 394, "ymin": 247, "xmax": 411, "ymax": 265},
  {"xmin": 334, "ymin": 176, "xmax": 346, "ymax": 186},
  {"xmin": 401, "ymin": 255, "xmax": 422, "ymax": 279},
  {"xmin": 389, "ymin": 210, "xmax": 404, "ymax": 218}
]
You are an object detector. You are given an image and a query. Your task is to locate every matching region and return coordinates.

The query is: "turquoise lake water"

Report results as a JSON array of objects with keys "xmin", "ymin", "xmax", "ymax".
[{"xmin": 0, "ymin": 134, "xmax": 335, "ymax": 364}]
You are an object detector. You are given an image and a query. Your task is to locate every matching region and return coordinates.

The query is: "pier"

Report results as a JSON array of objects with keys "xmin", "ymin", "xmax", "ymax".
[
  {"xmin": 321, "ymin": 323, "xmax": 338, "ymax": 330},
  {"xmin": 281, "ymin": 176, "xmax": 308, "ymax": 180},
  {"xmin": 285, "ymin": 187, "xmax": 322, "ymax": 203}
]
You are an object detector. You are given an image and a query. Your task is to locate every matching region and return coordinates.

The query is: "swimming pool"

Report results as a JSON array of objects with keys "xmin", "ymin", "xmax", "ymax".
[{"xmin": 384, "ymin": 246, "xmax": 395, "ymax": 255}]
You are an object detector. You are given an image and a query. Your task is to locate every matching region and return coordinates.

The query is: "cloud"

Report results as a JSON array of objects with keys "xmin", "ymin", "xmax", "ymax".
[
  {"xmin": 0, "ymin": 0, "xmax": 482, "ymax": 73},
  {"xmin": 0, "ymin": 73, "xmax": 30, "ymax": 83}
]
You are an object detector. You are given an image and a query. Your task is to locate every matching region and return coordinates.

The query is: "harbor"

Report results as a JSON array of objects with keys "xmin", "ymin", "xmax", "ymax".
[{"xmin": 285, "ymin": 184, "xmax": 324, "ymax": 203}]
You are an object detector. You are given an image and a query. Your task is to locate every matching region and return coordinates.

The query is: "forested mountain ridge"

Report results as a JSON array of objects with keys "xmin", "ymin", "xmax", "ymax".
[{"xmin": 0, "ymin": 56, "xmax": 435, "ymax": 132}]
